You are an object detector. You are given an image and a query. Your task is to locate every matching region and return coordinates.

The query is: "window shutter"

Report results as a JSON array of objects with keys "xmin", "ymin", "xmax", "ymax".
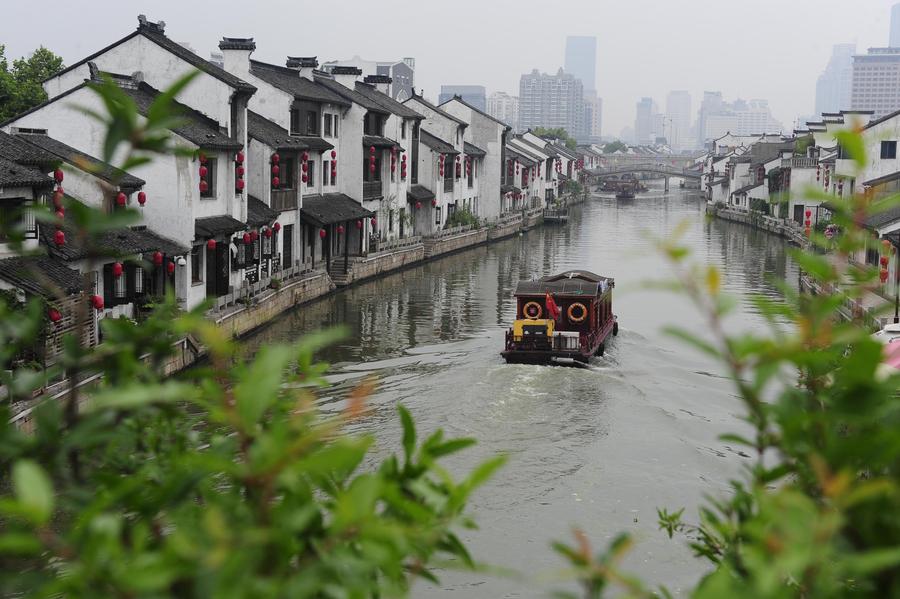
[
  {"xmin": 126, "ymin": 263, "xmax": 136, "ymax": 303},
  {"xmin": 102, "ymin": 263, "xmax": 114, "ymax": 307}
]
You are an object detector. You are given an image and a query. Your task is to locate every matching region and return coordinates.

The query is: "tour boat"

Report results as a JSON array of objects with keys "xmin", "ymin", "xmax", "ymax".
[
  {"xmin": 501, "ymin": 270, "xmax": 617, "ymax": 365},
  {"xmin": 616, "ymin": 180, "xmax": 637, "ymax": 200}
]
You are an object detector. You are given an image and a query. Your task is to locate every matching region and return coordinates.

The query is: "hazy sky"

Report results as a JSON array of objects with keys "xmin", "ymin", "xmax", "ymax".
[{"xmin": 2, "ymin": 0, "xmax": 897, "ymax": 136}]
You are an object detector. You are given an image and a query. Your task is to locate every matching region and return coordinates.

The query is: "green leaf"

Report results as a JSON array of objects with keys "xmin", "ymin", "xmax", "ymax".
[
  {"xmin": 398, "ymin": 404, "xmax": 415, "ymax": 465},
  {"xmin": 233, "ymin": 344, "xmax": 294, "ymax": 426},
  {"xmin": 85, "ymin": 380, "xmax": 195, "ymax": 413},
  {"xmin": 835, "ymin": 130, "xmax": 866, "ymax": 170},
  {"xmin": 12, "ymin": 460, "xmax": 53, "ymax": 524},
  {"xmin": 0, "ymin": 533, "xmax": 42, "ymax": 555}
]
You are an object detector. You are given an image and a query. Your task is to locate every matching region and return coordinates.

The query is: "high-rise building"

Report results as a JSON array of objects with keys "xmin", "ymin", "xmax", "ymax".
[
  {"xmin": 815, "ymin": 44, "xmax": 855, "ymax": 116},
  {"xmin": 487, "ymin": 91, "xmax": 519, "ymax": 130},
  {"xmin": 734, "ymin": 99, "xmax": 782, "ymax": 135},
  {"xmin": 891, "ymin": 3, "xmax": 900, "ymax": 47},
  {"xmin": 666, "ymin": 90, "xmax": 692, "ymax": 151},
  {"xmin": 634, "ymin": 97, "xmax": 657, "ymax": 145},
  {"xmin": 564, "ymin": 36, "xmax": 597, "ymax": 94},
  {"xmin": 518, "ymin": 68, "xmax": 587, "ymax": 140},
  {"xmin": 696, "ymin": 93, "xmax": 782, "ymax": 143},
  {"xmin": 851, "ymin": 47, "xmax": 900, "ymax": 117},
  {"xmin": 438, "ymin": 85, "xmax": 486, "ymax": 111},
  {"xmin": 322, "ymin": 55, "xmax": 415, "ymax": 101},
  {"xmin": 696, "ymin": 91, "xmax": 725, "ymax": 146},
  {"xmin": 585, "ymin": 93, "xmax": 602, "ymax": 141}
]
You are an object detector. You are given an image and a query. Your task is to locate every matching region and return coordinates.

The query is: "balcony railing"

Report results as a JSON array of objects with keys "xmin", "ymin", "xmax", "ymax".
[
  {"xmin": 271, "ymin": 189, "xmax": 297, "ymax": 212},
  {"xmin": 443, "ymin": 178, "xmax": 454, "ymax": 193},
  {"xmin": 782, "ymin": 157, "xmax": 817, "ymax": 168},
  {"xmin": 363, "ymin": 180, "xmax": 382, "ymax": 199}
]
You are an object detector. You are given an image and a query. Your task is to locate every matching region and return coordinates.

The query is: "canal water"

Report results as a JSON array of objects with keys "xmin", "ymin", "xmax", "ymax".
[{"xmin": 242, "ymin": 187, "xmax": 799, "ymax": 597}]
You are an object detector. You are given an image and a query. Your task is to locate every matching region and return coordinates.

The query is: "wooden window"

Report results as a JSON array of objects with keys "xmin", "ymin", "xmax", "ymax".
[
  {"xmin": 0, "ymin": 199, "xmax": 35, "ymax": 242},
  {"xmin": 324, "ymin": 114, "xmax": 333, "ymax": 137},
  {"xmin": 333, "ymin": 117, "xmax": 339, "ymax": 138},
  {"xmin": 434, "ymin": 205, "xmax": 441, "ymax": 225},
  {"xmin": 290, "ymin": 109, "xmax": 300, "ymax": 135},
  {"xmin": 201, "ymin": 158, "xmax": 216, "ymax": 198},
  {"xmin": 280, "ymin": 157, "xmax": 295, "ymax": 190},
  {"xmin": 306, "ymin": 160, "xmax": 315, "ymax": 187},
  {"xmin": 191, "ymin": 245, "xmax": 203, "ymax": 283},
  {"xmin": 881, "ymin": 141, "xmax": 897, "ymax": 159},
  {"xmin": 364, "ymin": 156, "xmax": 381, "ymax": 182},
  {"xmin": 401, "ymin": 121, "xmax": 407, "ymax": 139},
  {"xmin": 306, "ymin": 111, "xmax": 318, "ymax": 135},
  {"xmin": 263, "ymin": 232, "xmax": 272, "ymax": 257},
  {"xmin": 323, "ymin": 160, "xmax": 330, "ymax": 186}
]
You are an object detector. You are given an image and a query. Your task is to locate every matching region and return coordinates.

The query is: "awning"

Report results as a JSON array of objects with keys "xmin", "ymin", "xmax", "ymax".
[
  {"xmin": 247, "ymin": 195, "xmax": 278, "ymax": 227},
  {"xmin": 363, "ymin": 135, "xmax": 402, "ymax": 150},
  {"xmin": 195, "ymin": 215, "xmax": 247, "ymax": 238},
  {"xmin": 407, "ymin": 184, "xmax": 435, "ymax": 204},
  {"xmin": 501, "ymin": 184, "xmax": 521, "ymax": 194},
  {"xmin": 300, "ymin": 193, "xmax": 374, "ymax": 226},
  {"xmin": 464, "ymin": 141, "xmax": 486, "ymax": 157},
  {"xmin": 0, "ymin": 256, "xmax": 84, "ymax": 298}
]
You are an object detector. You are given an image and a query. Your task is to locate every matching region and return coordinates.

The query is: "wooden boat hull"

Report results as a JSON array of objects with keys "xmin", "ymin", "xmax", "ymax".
[{"xmin": 502, "ymin": 319, "xmax": 616, "ymax": 365}]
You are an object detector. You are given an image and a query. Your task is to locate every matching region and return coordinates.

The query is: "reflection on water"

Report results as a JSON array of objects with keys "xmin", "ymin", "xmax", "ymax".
[{"xmin": 242, "ymin": 190, "xmax": 798, "ymax": 597}]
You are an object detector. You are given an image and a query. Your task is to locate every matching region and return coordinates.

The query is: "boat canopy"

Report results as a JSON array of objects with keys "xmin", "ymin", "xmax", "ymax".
[{"xmin": 514, "ymin": 271, "xmax": 614, "ymax": 298}]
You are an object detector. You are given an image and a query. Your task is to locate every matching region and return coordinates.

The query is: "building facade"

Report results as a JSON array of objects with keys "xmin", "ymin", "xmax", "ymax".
[
  {"xmin": 518, "ymin": 69, "xmax": 586, "ymax": 141},
  {"xmin": 666, "ymin": 90, "xmax": 692, "ymax": 151},
  {"xmin": 438, "ymin": 85, "xmax": 486, "ymax": 111},
  {"xmin": 815, "ymin": 44, "xmax": 855, "ymax": 116},
  {"xmin": 487, "ymin": 91, "xmax": 519, "ymax": 131},
  {"xmin": 851, "ymin": 48, "xmax": 900, "ymax": 118},
  {"xmin": 322, "ymin": 55, "xmax": 416, "ymax": 102}
]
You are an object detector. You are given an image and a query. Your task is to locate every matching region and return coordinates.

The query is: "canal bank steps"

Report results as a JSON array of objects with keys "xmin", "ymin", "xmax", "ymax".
[
  {"xmin": 708, "ymin": 204, "xmax": 894, "ymax": 329},
  {"xmin": 9, "ymin": 204, "xmax": 567, "ymax": 429}
]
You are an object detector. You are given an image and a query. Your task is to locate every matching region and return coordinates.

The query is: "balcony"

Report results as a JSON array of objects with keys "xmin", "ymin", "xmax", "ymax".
[
  {"xmin": 443, "ymin": 178, "xmax": 454, "ymax": 193},
  {"xmin": 271, "ymin": 189, "xmax": 297, "ymax": 212},
  {"xmin": 782, "ymin": 157, "xmax": 817, "ymax": 169},
  {"xmin": 363, "ymin": 180, "xmax": 382, "ymax": 199}
]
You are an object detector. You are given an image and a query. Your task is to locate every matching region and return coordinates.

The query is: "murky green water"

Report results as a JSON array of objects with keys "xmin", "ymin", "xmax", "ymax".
[{"xmin": 243, "ymin": 187, "xmax": 798, "ymax": 597}]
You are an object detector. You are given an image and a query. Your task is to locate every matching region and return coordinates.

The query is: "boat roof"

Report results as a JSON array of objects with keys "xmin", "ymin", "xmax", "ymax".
[{"xmin": 514, "ymin": 271, "xmax": 613, "ymax": 297}]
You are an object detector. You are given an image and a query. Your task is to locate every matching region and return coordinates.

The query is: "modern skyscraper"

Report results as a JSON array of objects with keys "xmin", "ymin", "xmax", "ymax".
[
  {"xmin": 585, "ymin": 94, "xmax": 602, "ymax": 141},
  {"xmin": 518, "ymin": 68, "xmax": 587, "ymax": 140},
  {"xmin": 891, "ymin": 3, "xmax": 900, "ymax": 47},
  {"xmin": 634, "ymin": 97, "xmax": 657, "ymax": 145},
  {"xmin": 815, "ymin": 44, "xmax": 855, "ymax": 116},
  {"xmin": 851, "ymin": 47, "xmax": 900, "ymax": 117},
  {"xmin": 666, "ymin": 90, "xmax": 692, "ymax": 151},
  {"xmin": 696, "ymin": 91, "xmax": 725, "ymax": 146},
  {"xmin": 487, "ymin": 91, "xmax": 519, "ymax": 130},
  {"xmin": 438, "ymin": 85, "xmax": 487, "ymax": 111},
  {"xmin": 564, "ymin": 36, "xmax": 597, "ymax": 94}
]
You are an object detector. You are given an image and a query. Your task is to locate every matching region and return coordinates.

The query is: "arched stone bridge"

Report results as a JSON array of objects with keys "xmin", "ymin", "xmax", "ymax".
[{"xmin": 586, "ymin": 163, "xmax": 703, "ymax": 180}]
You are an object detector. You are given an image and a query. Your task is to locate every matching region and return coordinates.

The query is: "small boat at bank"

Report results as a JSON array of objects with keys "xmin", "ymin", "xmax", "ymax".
[
  {"xmin": 501, "ymin": 270, "xmax": 617, "ymax": 365},
  {"xmin": 616, "ymin": 180, "xmax": 637, "ymax": 200},
  {"xmin": 543, "ymin": 206, "xmax": 569, "ymax": 224}
]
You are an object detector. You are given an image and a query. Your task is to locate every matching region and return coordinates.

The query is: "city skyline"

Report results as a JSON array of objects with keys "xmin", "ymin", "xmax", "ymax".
[{"xmin": 2, "ymin": 0, "xmax": 898, "ymax": 139}]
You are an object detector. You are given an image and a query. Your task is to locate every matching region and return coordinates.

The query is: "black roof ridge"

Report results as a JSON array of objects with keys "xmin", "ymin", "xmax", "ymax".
[
  {"xmin": 405, "ymin": 93, "xmax": 468, "ymax": 127},
  {"xmin": 313, "ymin": 75, "xmax": 389, "ymax": 114},
  {"xmin": 419, "ymin": 129, "xmax": 458, "ymax": 154},
  {"xmin": 353, "ymin": 82, "xmax": 423, "ymax": 119},
  {"xmin": 249, "ymin": 59, "xmax": 350, "ymax": 106},
  {"xmin": 15, "ymin": 132, "xmax": 145, "ymax": 189},
  {"xmin": 438, "ymin": 95, "xmax": 511, "ymax": 130}
]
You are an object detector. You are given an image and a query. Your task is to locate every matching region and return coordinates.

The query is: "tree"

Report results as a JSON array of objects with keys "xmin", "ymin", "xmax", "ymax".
[
  {"xmin": 0, "ymin": 45, "xmax": 64, "ymax": 122},
  {"xmin": 601, "ymin": 140, "xmax": 627, "ymax": 154},
  {"xmin": 533, "ymin": 127, "xmax": 577, "ymax": 150}
]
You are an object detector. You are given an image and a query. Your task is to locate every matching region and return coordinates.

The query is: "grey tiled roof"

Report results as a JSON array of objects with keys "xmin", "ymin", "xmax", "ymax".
[
  {"xmin": 405, "ymin": 94, "xmax": 468, "ymax": 127},
  {"xmin": 363, "ymin": 135, "xmax": 401, "ymax": 150},
  {"xmin": 41, "ymin": 197, "xmax": 188, "ymax": 260},
  {"xmin": 314, "ymin": 76, "xmax": 389, "ymax": 114},
  {"xmin": 407, "ymin": 184, "xmax": 435, "ymax": 203},
  {"xmin": 354, "ymin": 83, "xmax": 423, "ymax": 119},
  {"xmin": 0, "ymin": 130, "xmax": 57, "ymax": 167},
  {"xmin": 300, "ymin": 193, "xmax": 374, "ymax": 226},
  {"xmin": 0, "ymin": 157, "xmax": 52, "ymax": 188},
  {"xmin": 419, "ymin": 129, "xmax": 458, "ymax": 154},
  {"xmin": 248, "ymin": 111, "xmax": 310, "ymax": 151},
  {"xmin": 247, "ymin": 195, "xmax": 279, "ymax": 227},
  {"xmin": 864, "ymin": 202, "xmax": 900, "ymax": 230},
  {"xmin": 438, "ymin": 96, "xmax": 510, "ymax": 129},
  {"xmin": 120, "ymin": 83, "xmax": 243, "ymax": 151},
  {"xmin": 250, "ymin": 60, "xmax": 350, "ymax": 106},
  {"xmin": 0, "ymin": 256, "xmax": 84, "ymax": 298},
  {"xmin": 464, "ymin": 141, "xmax": 486, "ymax": 157},
  {"xmin": 505, "ymin": 147, "xmax": 536, "ymax": 167},
  {"xmin": 16, "ymin": 134, "xmax": 145, "ymax": 189},
  {"xmin": 195, "ymin": 215, "xmax": 247, "ymax": 238}
]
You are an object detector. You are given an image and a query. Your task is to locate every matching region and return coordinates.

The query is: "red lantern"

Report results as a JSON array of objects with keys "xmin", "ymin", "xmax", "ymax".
[
  {"xmin": 55, "ymin": 209, "xmax": 65, "ymax": 220},
  {"xmin": 331, "ymin": 150, "xmax": 337, "ymax": 159},
  {"xmin": 302, "ymin": 162, "xmax": 309, "ymax": 172},
  {"xmin": 138, "ymin": 191, "xmax": 147, "ymax": 206},
  {"xmin": 236, "ymin": 151, "xmax": 245, "ymax": 164},
  {"xmin": 54, "ymin": 230, "xmax": 65, "ymax": 246},
  {"xmin": 402, "ymin": 154, "xmax": 407, "ymax": 162},
  {"xmin": 199, "ymin": 152, "xmax": 207, "ymax": 164},
  {"xmin": 54, "ymin": 168, "xmax": 64, "ymax": 183},
  {"xmin": 207, "ymin": 238, "xmax": 217, "ymax": 250},
  {"xmin": 370, "ymin": 164, "xmax": 376, "ymax": 173},
  {"xmin": 371, "ymin": 217, "xmax": 377, "ymax": 226},
  {"xmin": 302, "ymin": 152, "xmax": 309, "ymax": 161},
  {"xmin": 199, "ymin": 165, "xmax": 208, "ymax": 178},
  {"xmin": 250, "ymin": 230, "xmax": 258, "ymax": 242},
  {"xmin": 805, "ymin": 209, "xmax": 812, "ymax": 218},
  {"xmin": 369, "ymin": 146, "xmax": 376, "ymax": 154},
  {"xmin": 264, "ymin": 227, "xmax": 273, "ymax": 238},
  {"xmin": 272, "ymin": 176, "xmax": 280, "ymax": 187},
  {"xmin": 112, "ymin": 262, "xmax": 123, "ymax": 278},
  {"xmin": 48, "ymin": 308, "xmax": 61, "ymax": 323},
  {"xmin": 271, "ymin": 153, "xmax": 280, "ymax": 164},
  {"xmin": 273, "ymin": 222, "xmax": 281, "ymax": 232},
  {"xmin": 243, "ymin": 232, "xmax": 251, "ymax": 244},
  {"xmin": 439, "ymin": 155, "xmax": 445, "ymax": 163},
  {"xmin": 302, "ymin": 174, "xmax": 308, "ymax": 183},
  {"xmin": 881, "ymin": 268, "xmax": 890, "ymax": 283},
  {"xmin": 319, "ymin": 229, "xmax": 326, "ymax": 239},
  {"xmin": 236, "ymin": 166, "xmax": 245, "ymax": 176},
  {"xmin": 337, "ymin": 225, "xmax": 344, "ymax": 234},
  {"xmin": 356, "ymin": 219, "xmax": 363, "ymax": 229},
  {"xmin": 167, "ymin": 261, "xmax": 175, "ymax": 274},
  {"xmin": 415, "ymin": 201, "xmax": 422, "ymax": 209},
  {"xmin": 391, "ymin": 164, "xmax": 396, "ymax": 172},
  {"xmin": 91, "ymin": 295, "xmax": 104, "ymax": 311},
  {"xmin": 116, "ymin": 192, "xmax": 127, "ymax": 207},
  {"xmin": 53, "ymin": 189, "xmax": 64, "ymax": 207},
  {"xmin": 153, "ymin": 251, "xmax": 163, "ymax": 266},
  {"xmin": 431, "ymin": 199, "xmax": 437, "ymax": 207},
  {"xmin": 272, "ymin": 165, "xmax": 280, "ymax": 176},
  {"xmin": 199, "ymin": 180, "xmax": 209, "ymax": 193},
  {"xmin": 236, "ymin": 179, "xmax": 245, "ymax": 190}
]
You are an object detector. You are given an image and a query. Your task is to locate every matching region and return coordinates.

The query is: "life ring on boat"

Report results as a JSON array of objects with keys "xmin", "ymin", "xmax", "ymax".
[
  {"xmin": 523, "ymin": 301, "xmax": 542, "ymax": 319},
  {"xmin": 567, "ymin": 302, "xmax": 588, "ymax": 323}
]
